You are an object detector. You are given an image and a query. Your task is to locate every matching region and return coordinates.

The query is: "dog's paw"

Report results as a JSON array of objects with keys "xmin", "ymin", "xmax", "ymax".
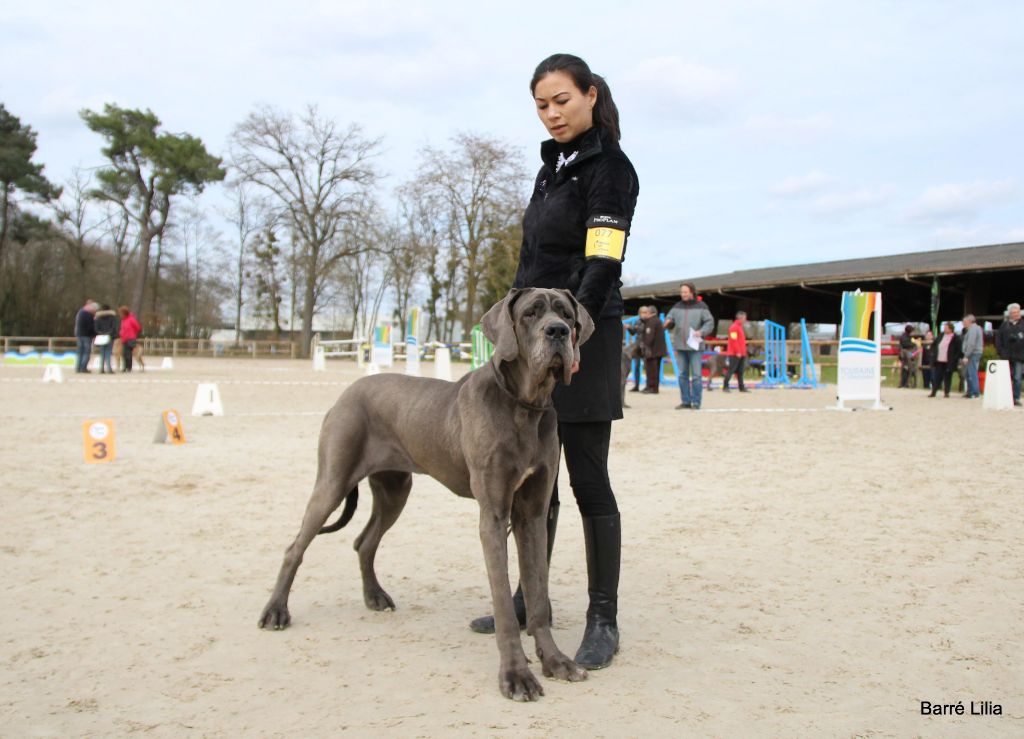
[
  {"xmin": 363, "ymin": 587, "xmax": 396, "ymax": 612},
  {"xmin": 258, "ymin": 601, "xmax": 291, "ymax": 630},
  {"xmin": 499, "ymin": 665, "xmax": 545, "ymax": 702},
  {"xmin": 540, "ymin": 650, "xmax": 588, "ymax": 683}
]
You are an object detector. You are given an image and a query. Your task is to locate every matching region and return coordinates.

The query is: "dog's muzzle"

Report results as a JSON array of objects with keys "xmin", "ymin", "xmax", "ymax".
[{"xmin": 541, "ymin": 320, "xmax": 575, "ymax": 385}]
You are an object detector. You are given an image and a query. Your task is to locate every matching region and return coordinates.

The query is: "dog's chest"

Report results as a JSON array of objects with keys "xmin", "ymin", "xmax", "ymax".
[{"xmin": 512, "ymin": 466, "xmax": 537, "ymax": 493}]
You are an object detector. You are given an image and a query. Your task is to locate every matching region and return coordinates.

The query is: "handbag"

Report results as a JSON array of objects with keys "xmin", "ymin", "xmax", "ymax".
[{"xmin": 94, "ymin": 334, "xmax": 110, "ymax": 346}]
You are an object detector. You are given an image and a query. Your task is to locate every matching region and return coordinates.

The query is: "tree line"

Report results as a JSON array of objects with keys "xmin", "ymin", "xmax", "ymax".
[{"xmin": 0, "ymin": 102, "xmax": 529, "ymax": 355}]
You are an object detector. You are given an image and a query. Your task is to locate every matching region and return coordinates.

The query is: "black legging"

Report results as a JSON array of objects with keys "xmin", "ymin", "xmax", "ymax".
[
  {"xmin": 932, "ymin": 361, "xmax": 956, "ymax": 395},
  {"xmin": 550, "ymin": 420, "xmax": 617, "ymax": 518},
  {"xmin": 122, "ymin": 340, "xmax": 135, "ymax": 371}
]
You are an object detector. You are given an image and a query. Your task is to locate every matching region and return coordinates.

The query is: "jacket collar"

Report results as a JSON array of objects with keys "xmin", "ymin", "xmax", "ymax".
[{"xmin": 540, "ymin": 126, "xmax": 608, "ymax": 174}]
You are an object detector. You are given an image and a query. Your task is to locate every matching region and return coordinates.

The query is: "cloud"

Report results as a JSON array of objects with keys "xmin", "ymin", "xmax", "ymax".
[
  {"xmin": 617, "ymin": 57, "xmax": 739, "ymax": 123},
  {"xmin": 742, "ymin": 113, "xmax": 833, "ymax": 140},
  {"xmin": 811, "ymin": 185, "xmax": 896, "ymax": 217},
  {"xmin": 769, "ymin": 171, "xmax": 832, "ymax": 197},
  {"xmin": 927, "ymin": 225, "xmax": 1024, "ymax": 247},
  {"xmin": 905, "ymin": 180, "xmax": 1018, "ymax": 224},
  {"xmin": 713, "ymin": 242, "xmax": 755, "ymax": 258}
]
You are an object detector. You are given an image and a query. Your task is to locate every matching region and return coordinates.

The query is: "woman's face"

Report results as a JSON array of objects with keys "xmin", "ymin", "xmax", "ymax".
[{"xmin": 533, "ymin": 71, "xmax": 596, "ymax": 143}]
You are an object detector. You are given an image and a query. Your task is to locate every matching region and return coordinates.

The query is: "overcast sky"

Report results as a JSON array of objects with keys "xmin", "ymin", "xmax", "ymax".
[{"xmin": 3, "ymin": 0, "xmax": 1022, "ymax": 286}]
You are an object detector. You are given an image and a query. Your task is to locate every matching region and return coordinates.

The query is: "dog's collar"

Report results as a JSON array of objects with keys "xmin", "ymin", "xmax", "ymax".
[{"xmin": 489, "ymin": 361, "xmax": 553, "ymax": 412}]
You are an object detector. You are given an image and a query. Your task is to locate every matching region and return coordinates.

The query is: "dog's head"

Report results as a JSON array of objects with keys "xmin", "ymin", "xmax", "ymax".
[{"xmin": 480, "ymin": 288, "xmax": 595, "ymax": 387}]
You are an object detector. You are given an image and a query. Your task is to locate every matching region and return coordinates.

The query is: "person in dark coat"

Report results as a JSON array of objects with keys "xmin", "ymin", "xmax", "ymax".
[
  {"xmin": 898, "ymin": 324, "xmax": 918, "ymax": 388},
  {"xmin": 639, "ymin": 305, "xmax": 667, "ymax": 393},
  {"xmin": 625, "ymin": 314, "xmax": 644, "ymax": 392},
  {"xmin": 93, "ymin": 304, "xmax": 119, "ymax": 374},
  {"xmin": 919, "ymin": 329, "xmax": 934, "ymax": 391},
  {"xmin": 74, "ymin": 300, "xmax": 98, "ymax": 373},
  {"xmin": 928, "ymin": 321, "xmax": 962, "ymax": 398},
  {"xmin": 468, "ymin": 53, "xmax": 638, "ymax": 671},
  {"xmin": 994, "ymin": 302, "xmax": 1023, "ymax": 406}
]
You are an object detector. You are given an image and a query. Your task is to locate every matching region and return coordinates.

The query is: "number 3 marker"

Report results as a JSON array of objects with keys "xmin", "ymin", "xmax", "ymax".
[{"xmin": 83, "ymin": 419, "xmax": 117, "ymax": 464}]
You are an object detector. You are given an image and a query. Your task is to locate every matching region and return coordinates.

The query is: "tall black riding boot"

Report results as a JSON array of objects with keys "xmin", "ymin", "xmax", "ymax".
[
  {"xmin": 469, "ymin": 503, "xmax": 559, "ymax": 634},
  {"xmin": 574, "ymin": 513, "xmax": 620, "ymax": 670}
]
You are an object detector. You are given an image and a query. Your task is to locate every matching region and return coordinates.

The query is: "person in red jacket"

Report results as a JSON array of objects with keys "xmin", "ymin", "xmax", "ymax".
[
  {"xmin": 721, "ymin": 311, "xmax": 749, "ymax": 392},
  {"xmin": 117, "ymin": 305, "xmax": 142, "ymax": 372}
]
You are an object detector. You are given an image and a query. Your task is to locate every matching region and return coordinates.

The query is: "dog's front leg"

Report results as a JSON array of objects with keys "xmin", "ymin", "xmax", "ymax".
[
  {"xmin": 477, "ymin": 503, "xmax": 544, "ymax": 701},
  {"xmin": 512, "ymin": 492, "xmax": 587, "ymax": 685}
]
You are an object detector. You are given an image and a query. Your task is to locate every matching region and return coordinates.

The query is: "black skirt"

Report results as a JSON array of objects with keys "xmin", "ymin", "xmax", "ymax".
[{"xmin": 553, "ymin": 317, "xmax": 623, "ymax": 423}]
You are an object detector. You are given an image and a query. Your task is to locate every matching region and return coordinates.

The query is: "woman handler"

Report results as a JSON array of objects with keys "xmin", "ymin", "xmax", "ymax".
[{"xmin": 470, "ymin": 53, "xmax": 639, "ymax": 670}]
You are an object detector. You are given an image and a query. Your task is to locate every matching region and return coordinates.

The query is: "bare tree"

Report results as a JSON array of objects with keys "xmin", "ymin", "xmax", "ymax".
[
  {"xmin": 362, "ymin": 206, "xmax": 428, "ymax": 341},
  {"xmin": 230, "ymin": 105, "xmax": 380, "ymax": 355},
  {"xmin": 223, "ymin": 181, "xmax": 268, "ymax": 343},
  {"xmin": 251, "ymin": 223, "xmax": 286, "ymax": 339},
  {"xmin": 102, "ymin": 203, "xmax": 135, "ymax": 307},
  {"xmin": 335, "ymin": 246, "xmax": 385, "ymax": 340},
  {"xmin": 386, "ymin": 229, "xmax": 425, "ymax": 341},
  {"xmin": 406, "ymin": 132, "xmax": 527, "ymax": 338},
  {"xmin": 172, "ymin": 203, "xmax": 225, "ymax": 336},
  {"xmin": 398, "ymin": 180, "xmax": 444, "ymax": 341},
  {"xmin": 51, "ymin": 168, "xmax": 102, "ymax": 284}
]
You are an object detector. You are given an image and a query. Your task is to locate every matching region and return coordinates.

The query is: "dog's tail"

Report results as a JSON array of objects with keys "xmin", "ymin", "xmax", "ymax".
[{"xmin": 318, "ymin": 487, "xmax": 359, "ymax": 535}]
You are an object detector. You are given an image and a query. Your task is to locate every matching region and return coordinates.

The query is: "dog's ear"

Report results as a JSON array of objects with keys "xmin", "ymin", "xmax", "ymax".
[
  {"xmin": 480, "ymin": 289, "xmax": 522, "ymax": 362},
  {"xmin": 558, "ymin": 290, "xmax": 595, "ymax": 348}
]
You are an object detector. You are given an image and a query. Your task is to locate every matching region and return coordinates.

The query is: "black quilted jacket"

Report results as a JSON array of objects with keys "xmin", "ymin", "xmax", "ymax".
[{"xmin": 513, "ymin": 126, "xmax": 639, "ymax": 321}]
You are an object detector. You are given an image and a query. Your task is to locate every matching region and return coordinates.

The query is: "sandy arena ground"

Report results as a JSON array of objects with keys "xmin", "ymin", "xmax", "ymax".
[{"xmin": 1, "ymin": 357, "xmax": 1021, "ymax": 737}]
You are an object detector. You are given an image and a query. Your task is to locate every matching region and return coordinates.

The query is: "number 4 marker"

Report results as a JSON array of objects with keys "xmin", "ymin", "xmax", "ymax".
[{"xmin": 154, "ymin": 409, "xmax": 187, "ymax": 445}]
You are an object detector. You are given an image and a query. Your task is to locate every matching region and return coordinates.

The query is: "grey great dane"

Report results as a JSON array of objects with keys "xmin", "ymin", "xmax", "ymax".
[{"xmin": 258, "ymin": 287, "xmax": 593, "ymax": 701}]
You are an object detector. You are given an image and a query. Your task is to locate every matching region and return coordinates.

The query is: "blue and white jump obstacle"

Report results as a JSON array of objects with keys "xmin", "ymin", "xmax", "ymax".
[{"xmin": 624, "ymin": 314, "xmax": 820, "ymax": 391}]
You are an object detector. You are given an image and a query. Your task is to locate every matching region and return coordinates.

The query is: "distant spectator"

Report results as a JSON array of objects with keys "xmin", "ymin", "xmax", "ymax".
[
  {"xmin": 960, "ymin": 314, "xmax": 983, "ymax": 398},
  {"xmin": 93, "ymin": 304, "xmax": 119, "ymax": 374},
  {"xmin": 639, "ymin": 305, "xmax": 667, "ymax": 394},
  {"xmin": 118, "ymin": 306, "xmax": 142, "ymax": 373},
  {"xmin": 664, "ymin": 282, "xmax": 714, "ymax": 410},
  {"xmin": 898, "ymin": 324, "xmax": 917, "ymax": 388},
  {"xmin": 721, "ymin": 311, "xmax": 749, "ymax": 392},
  {"xmin": 920, "ymin": 329, "xmax": 934, "ymax": 390},
  {"xmin": 928, "ymin": 322, "xmax": 962, "ymax": 398},
  {"xmin": 995, "ymin": 302, "xmax": 1023, "ymax": 406},
  {"xmin": 74, "ymin": 300, "xmax": 98, "ymax": 373},
  {"xmin": 625, "ymin": 310, "xmax": 645, "ymax": 392}
]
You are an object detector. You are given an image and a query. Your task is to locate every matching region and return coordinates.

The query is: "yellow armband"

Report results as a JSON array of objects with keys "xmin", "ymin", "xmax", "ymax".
[{"xmin": 585, "ymin": 214, "xmax": 629, "ymax": 262}]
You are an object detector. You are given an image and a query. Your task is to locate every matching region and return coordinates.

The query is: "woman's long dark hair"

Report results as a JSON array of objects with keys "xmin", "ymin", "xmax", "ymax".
[{"xmin": 530, "ymin": 53, "xmax": 621, "ymax": 141}]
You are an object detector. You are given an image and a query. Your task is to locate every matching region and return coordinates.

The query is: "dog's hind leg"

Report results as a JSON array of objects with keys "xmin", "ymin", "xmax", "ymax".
[
  {"xmin": 353, "ymin": 471, "xmax": 412, "ymax": 611},
  {"xmin": 259, "ymin": 474, "xmax": 357, "ymax": 630}
]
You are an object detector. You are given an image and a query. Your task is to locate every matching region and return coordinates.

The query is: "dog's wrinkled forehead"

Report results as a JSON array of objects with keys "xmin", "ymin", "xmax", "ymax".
[{"xmin": 511, "ymin": 289, "xmax": 574, "ymax": 326}]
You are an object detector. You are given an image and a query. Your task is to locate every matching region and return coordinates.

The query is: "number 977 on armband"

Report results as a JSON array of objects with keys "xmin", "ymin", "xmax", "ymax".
[{"xmin": 83, "ymin": 419, "xmax": 117, "ymax": 464}]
